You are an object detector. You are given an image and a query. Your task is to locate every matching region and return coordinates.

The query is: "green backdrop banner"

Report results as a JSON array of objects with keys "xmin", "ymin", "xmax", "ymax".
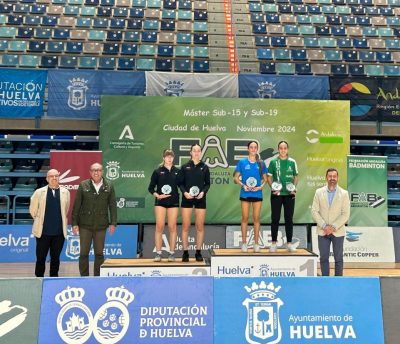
[
  {"xmin": 348, "ymin": 155, "xmax": 388, "ymax": 226},
  {"xmin": 100, "ymin": 96, "xmax": 349, "ymax": 223}
]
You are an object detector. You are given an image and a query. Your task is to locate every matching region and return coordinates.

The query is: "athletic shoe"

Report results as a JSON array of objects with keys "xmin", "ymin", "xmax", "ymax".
[
  {"xmin": 287, "ymin": 243, "xmax": 297, "ymax": 252},
  {"xmin": 195, "ymin": 251, "xmax": 203, "ymax": 262},
  {"xmin": 269, "ymin": 244, "xmax": 277, "ymax": 253},
  {"xmin": 182, "ymin": 251, "xmax": 189, "ymax": 262},
  {"xmin": 241, "ymin": 243, "xmax": 248, "ymax": 253},
  {"xmin": 253, "ymin": 244, "xmax": 260, "ymax": 253},
  {"xmin": 154, "ymin": 253, "xmax": 162, "ymax": 262},
  {"xmin": 168, "ymin": 253, "xmax": 175, "ymax": 262}
]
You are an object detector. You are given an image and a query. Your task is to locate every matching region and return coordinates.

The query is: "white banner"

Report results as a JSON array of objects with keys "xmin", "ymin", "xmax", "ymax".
[
  {"xmin": 100, "ymin": 265, "xmax": 210, "ymax": 277},
  {"xmin": 311, "ymin": 226, "xmax": 395, "ymax": 263},
  {"xmin": 145, "ymin": 71, "xmax": 238, "ymax": 97}
]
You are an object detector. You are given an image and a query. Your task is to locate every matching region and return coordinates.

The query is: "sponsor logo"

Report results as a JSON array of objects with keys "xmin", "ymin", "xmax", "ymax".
[
  {"xmin": 306, "ymin": 129, "xmax": 319, "ymax": 144},
  {"xmin": 0, "ymin": 300, "xmax": 28, "ymax": 338},
  {"xmin": 164, "ymin": 80, "xmax": 185, "ymax": 97},
  {"xmin": 338, "ymin": 82, "xmax": 372, "ymax": 117},
  {"xmin": 56, "ymin": 285, "xmax": 134, "ymax": 344},
  {"xmin": 350, "ymin": 192, "xmax": 386, "ymax": 209},
  {"xmin": 346, "ymin": 230, "xmax": 363, "ymax": 242},
  {"xmin": 306, "ymin": 129, "xmax": 343, "ymax": 144},
  {"xmin": 106, "ymin": 161, "xmax": 120, "ymax": 180},
  {"xmin": 257, "ymin": 82, "xmax": 276, "ymax": 99},
  {"xmin": 67, "ymin": 78, "xmax": 88, "ymax": 110},
  {"xmin": 242, "ymin": 281, "xmax": 283, "ymax": 344},
  {"xmin": 116, "ymin": 197, "xmax": 145, "ymax": 209},
  {"xmin": 59, "ymin": 169, "xmax": 80, "ymax": 190}
]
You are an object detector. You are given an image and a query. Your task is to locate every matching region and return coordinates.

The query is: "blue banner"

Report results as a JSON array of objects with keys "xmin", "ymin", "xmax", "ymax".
[
  {"xmin": 60, "ymin": 224, "xmax": 138, "ymax": 261},
  {"xmin": 239, "ymin": 75, "xmax": 329, "ymax": 99},
  {"xmin": 0, "ymin": 69, "xmax": 47, "ymax": 118},
  {"xmin": 47, "ymin": 70, "xmax": 145, "ymax": 119},
  {"xmin": 214, "ymin": 277, "xmax": 384, "ymax": 343},
  {"xmin": 39, "ymin": 277, "xmax": 213, "ymax": 344},
  {"xmin": 0, "ymin": 225, "xmax": 137, "ymax": 263}
]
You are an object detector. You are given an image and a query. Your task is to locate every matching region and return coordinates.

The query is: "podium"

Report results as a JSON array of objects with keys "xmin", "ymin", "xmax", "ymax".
[
  {"xmin": 210, "ymin": 248, "xmax": 318, "ymax": 277},
  {"xmin": 100, "ymin": 258, "xmax": 210, "ymax": 277}
]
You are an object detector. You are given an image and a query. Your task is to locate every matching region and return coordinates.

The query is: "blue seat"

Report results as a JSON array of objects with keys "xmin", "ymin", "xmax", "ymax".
[
  {"xmin": 357, "ymin": 16, "xmax": 370, "ymax": 26},
  {"xmin": 101, "ymin": 0, "xmax": 114, "ymax": 5},
  {"xmin": 365, "ymin": 65, "xmax": 384, "ymax": 76},
  {"xmin": 276, "ymin": 63, "xmax": 295, "ymax": 74},
  {"xmin": 147, "ymin": 0, "xmax": 161, "ymax": 8},
  {"xmin": 42, "ymin": 16, "xmax": 58, "ymax": 26},
  {"xmin": 53, "ymin": 29, "xmax": 70, "ymax": 40},
  {"xmin": 331, "ymin": 64, "xmax": 347, "ymax": 75},
  {"xmin": 160, "ymin": 20, "xmax": 175, "ymax": 31},
  {"xmin": 175, "ymin": 59, "xmax": 191, "ymax": 72},
  {"xmin": 139, "ymin": 44, "xmax": 156, "ymax": 56},
  {"xmin": 252, "ymin": 24, "xmax": 267, "ymax": 34},
  {"xmin": 331, "ymin": 26, "xmax": 346, "ymax": 36},
  {"xmin": 79, "ymin": 56, "xmax": 97, "ymax": 68},
  {"xmin": 265, "ymin": 14, "xmax": 280, "ymax": 23},
  {"xmin": 251, "ymin": 13, "xmax": 265, "ymax": 22},
  {"xmin": 178, "ymin": 9, "xmax": 191, "ymax": 20},
  {"xmin": 175, "ymin": 45, "xmax": 191, "ymax": 57},
  {"xmin": 20, "ymin": 55, "xmax": 39, "ymax": 68},
  {"xmin": 260, "ymin": 62, "xmax": 276, "ymax": 74},
  {"xmin": 271, "ymin": 36, "xmax": 286, "ymax": 47},
  {"xmin": 40, "ymin": 56, "xmax": 59, "ymax": 68},
  {"xmin": 380, "ymin": 7, "xmax": 393, "ymax": 16},
  {"xmin": 319, "ymin": 37, "xmax": 336, "ymax": 48},
  {"xmin": 133, "ymin": 0, "xmax": 146, "ymax": 7},
  {"xmin": 98, "ymin": 57, "xmax": 116, "ymax": 69},
  {"xmin": 297, "ymin": 15, "xmax": 311, "ymax": 24},
  {"xmin": 85, "ymin": 0, "xmax": 99, "ymax": 5},
  {"xmin": 193, "ymin": 46, "xmax": 208, "ymax": 58},
  {"xmin": 193, "ymin": 10, "xmax": 207, "ymax": 21},
  {"xmin": 343, "ymin": 50, "xmax": 359, "ymax": 62},
  {"xmin": 163, "ymin": 0, "xmax": 177, "ymax": 9},
  {"xmin": 376, "ymin": 51, "xmax": 392, "ymax": 63},
  {"xmin": 113, "ymin": 8, "xmax": 128, "ymax": 17},
  {"xmin": 295, "ymin": 63, "xmax": 312, "ymax": 75},
  {"xmin": 359, "ymin": 51, "xmax": 375, "ymax": 62},
  {"xmin": 110, "ymin": 19, "xmax": 126, "ymax": 29},
  {"xmin": 66, "ymin": 41, "xmax": 83, "ymax": 53},
  {"xmin": 28, "ymin": 41, "xmax": 45, "ymax": 52},
  {"xmin": 34, "ymin": 28, "xmax": 51, "ymax": 38},
  {"xmin": 365, "ymin": 7, "xmax": 379, "ymax": 15},
  {"xmin": 386, "ymin": 39, "xmax": 400, "ymax": 50},
  {"xmin": 342, "ymin": 15, "xmax": 357, "ymax": 25},
  {"xmin": 130, "ymin": 8, "xmax": 144, "ymax": 18},
  {"xmin": 103, "ymin": 43, "xmax": 119, "ymax": 54},
  {"xmin": 76, "ymin": 17, "xmax": 92, "ymax": 27},
  {"xmin": 8, "ymin": 40, "xmax": 27, "ymax": 52},
  {"xmin": 193, "ymin": 22, "xmax": 208, "ymax": 32},
  {"xmin": 0, "ymin": 4, "xmax": 12, "ymax": 13},
  {"xmin": 13, "ymin": 178, "xmax": 37, "ymax": 191},
  {"xmin": 60, "ymin": 56, "xmax": 78, "ymax": 68},
  {"xmin": 325, "ymin": 50, "xmax": 342, "ymax": 61},
  {"xmin": 292, "ymin": 49, "xmax": 307, "ymax": 60},
  {"xmin": 31, "ymin": 4, "xmax": 46, "ymax": 14},
  {"xmin": 279, "ymin": 4, "xmax": 292, "ymax": 13},
  {"xmin": 284, "ymin": 25, "xmax": 299, "ymax": 35},
  {"xmin": 249, "ymin": 3, "xmax": 262, "ymax": 12},
  {"xmin": 193, "ymin": 33, "xmax": 208, "ymax": 45},
  {"xmin": 0, "ymin": 41, "xmax": 7, "ymax": 51},
  {"xmin": 0, "ymin": 159, "xmax": 12, "ymax": 172},
  {"xmin": 141, "ymin": 31, "xmax": 157, "ymax": 42},
  {"xmin": 107, "ymin": 30, "xmax": 122, "ymax": 41},
  {"xmin": 117, "ymin": 57, "xmax": 135, "ymax": 70},
  {"xmin": 193, "ymin": 60, "xmax": 209, "ymax": 73},
  {"xmin": 143, "ymin": 19, "xmax": 159, "ymax": 30},
  {"xmin": 304, "ymin": 37, "xmax": 319, "ymax": 47},
  {"xmin": 293, "ymin": 5, "xmax": 307, "ymax": 13},
  {"xmin": 322, "ymin": 6, "xmax": 336, "ymax": 15},
  {"xmin": 64, "ymin": 5, "xmax": 80, "ymax": 15},
  {"xmin": 15, "ymin": 4, "xmax": 30, "ymax": 13},
  {"xmin": 158, "ymin": 45, "xmax": 173, "ymax": 57},
  {"xmin": 176, "ymin": 33, "xmax": 191, "ymax": 44},
  {"xmin": 121, "ymin": 43, "xmax": 137, "ymax": 55},
  {"xmin": 81, "ymin": 6, "xmax": 96, "ymax": 16},
  {"xmin": 25, "ymin": 15, "xmax": 41, "ymax": 26},
  {"xmin": 124, "ymin": 31, "xmax": 140, "ymax": 41},
  {"xmin": 162, "ymin": 9, "xmax": 176, "ymax": 19},
  {"xmin": 308, "ymin": 5, "xmax": 321, "ymax": 14},
  {"xmin": 156, "ymin": 58, "xmax": 172, "ymax": 71},
  {"xmin": 337, "ymin": 38, "xmax": 353, "ymax": 48},
  {"xmin": 316, "ymin": 26, "xmax": 330, "ymax": 35},
  {"xmin": 136, "ymin": 58, "xmax": 155, "ymax": 70},
  {"xmin": 97, "ymin": 6, "xmax": 112, "ymax": 16},
  {"xmin": 127, "ymin": 19, "xmax": 142, "ymax": 29},
  {"xmin": 352, "ymin": 6, "xmax": 365, "ymax": 15},
  {"xmin": 92, "ymin": 18, "xmax": 108, "ymax": 28},
  {"xmin": 178, "ymin": 0, "xmax": 191, "ymax": 9},
  {"xmin": 46, "ymin": 41, "xmax": 64, "ymax": 53},
  {"xmin": 387, "ymin": 17, "xmax": 400, "ymax": 27},
  {"xmin": 8, "ymin": 15, "xmax": 24, "ymax": 25},
  {"xmin": 255, "ymin": 35, "xmax": 270, "ymax": 46},
  {"xmin": 359, "ymin": 0, "xmax": 372, "ymax": 4},
  {"xmin": 1, "ymin": 55, "xmax": 18, "ymax": 67},
  {"xmin": 353, "ymin": 38, "xmax": 368, "ymax": 49},
  {"xmin": 363, "ymin": 27, "xmax": 378, "ymax": 37},
  {"xmin": 274, "ymin": 48, "xmax": 290, "ymax": 60},
  {"xmin": 348, "ymin": 64, "xmax": 365, "ymax": 76},
  {"xmin": 384, "ymin": 65, "xmax": 400, "ymax": 76}
]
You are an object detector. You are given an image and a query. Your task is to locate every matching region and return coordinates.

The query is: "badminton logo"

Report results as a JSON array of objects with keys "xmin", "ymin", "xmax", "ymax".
[{"xmin": 350, "ymin": 192, "xmax": 386, "ymax": 209}]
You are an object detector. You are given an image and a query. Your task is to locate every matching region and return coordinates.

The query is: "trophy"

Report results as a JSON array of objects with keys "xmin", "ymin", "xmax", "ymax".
[
  {"xmin": 286, "ymin": 183, "xmax": 296, "ymax": 193},
  {"xmin": 245, "ymin": 177, "xmax": 257, "ymax": 188},
  {"xmin": 271, "ymin": 182, "xmax": 283, "ymax": 195},
  {"xmin": 161, "ymin": 184, "xmax": 172, "ymax": 195},
  {"xmin": 189, "ymin": 186, "xmax": 200, "ymax": 197}
]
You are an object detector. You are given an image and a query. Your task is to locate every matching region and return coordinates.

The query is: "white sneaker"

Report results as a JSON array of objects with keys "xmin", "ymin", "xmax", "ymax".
[
  {"xmin": 253, "ymin": 244, "xmax": 260, "ymax": 253},
  {"xmin": 154, "ymin": 253, "xmax": 162, "ymax": 262},
  {"xmin": 241, "ymin": 243, "xmax": 248, "ymax": 252},
  {"xmin": 269, "ymin": 244, "xmax": 277, "ymax": 253},
  {"xmin": 287, "ymin": 243, "xmax": 297, "ymax": 252}
]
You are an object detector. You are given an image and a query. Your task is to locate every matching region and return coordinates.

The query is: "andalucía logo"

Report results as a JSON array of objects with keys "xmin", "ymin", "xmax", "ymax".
[
  {"xmin": 338, "ymin": 82, "xmax": 372, "ymax": 117},
  {"xmin": 242, "ymin": 281, "xmax": 284, "ymax": 344},
  {"xmin": 56, "ymin": 285, "xmax": 134, "ymax": 344}
]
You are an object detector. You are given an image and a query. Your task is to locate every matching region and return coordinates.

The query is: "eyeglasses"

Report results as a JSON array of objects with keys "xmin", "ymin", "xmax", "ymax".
[
  {"xmin": 90, "ymin": 169, "xmax": 103, "ymax": 172},
  {"xmin": 48, "ymin": 175, "xmax": 59, "ymax": 178}
]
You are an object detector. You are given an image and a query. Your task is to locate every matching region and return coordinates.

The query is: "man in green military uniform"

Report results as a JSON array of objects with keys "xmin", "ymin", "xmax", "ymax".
[{"xmin": 72, "ymin": 162, "xmax": 117, "ymax": 276}]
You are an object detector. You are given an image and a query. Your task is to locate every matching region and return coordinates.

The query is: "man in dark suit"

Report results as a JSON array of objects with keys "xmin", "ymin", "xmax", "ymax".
[{"xmin": 72, "ymin": 162, "xmax": 117, "ymax": 276}]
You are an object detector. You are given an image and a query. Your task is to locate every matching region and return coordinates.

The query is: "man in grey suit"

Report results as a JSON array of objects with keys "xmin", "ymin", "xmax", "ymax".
[
  {"xmin": 311, "ymin": 168, "xmax": 350, "ymax": 276},
  {"xmin": 72, "ymin": 163, "xmax": 117, "ymax": 276}
]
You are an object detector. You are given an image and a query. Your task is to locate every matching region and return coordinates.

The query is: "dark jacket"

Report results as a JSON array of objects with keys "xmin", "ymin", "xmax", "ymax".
[{"xmin": 72, "ymin": 178, "xmax": 117, "ymax": 230}]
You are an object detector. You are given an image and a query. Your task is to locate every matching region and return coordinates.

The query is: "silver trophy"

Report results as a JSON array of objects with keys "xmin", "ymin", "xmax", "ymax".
[
  {"xmin": 189, "ymin": 186, "xmax": 200, "ymax": 197},
  {"xmin": 286, "ymin": 182, "xmax": 296, "ymax": 193},
  {"xmin": 245, "ymin": 177, "xmax": 257, "ymax": 188},
  {"xmin": 271, "ymin": 182, "xmax": 283, "ymax": 192},
  {"xmin": 161, "ymin": 184, "xmax": 172, "ymax": 195}
]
